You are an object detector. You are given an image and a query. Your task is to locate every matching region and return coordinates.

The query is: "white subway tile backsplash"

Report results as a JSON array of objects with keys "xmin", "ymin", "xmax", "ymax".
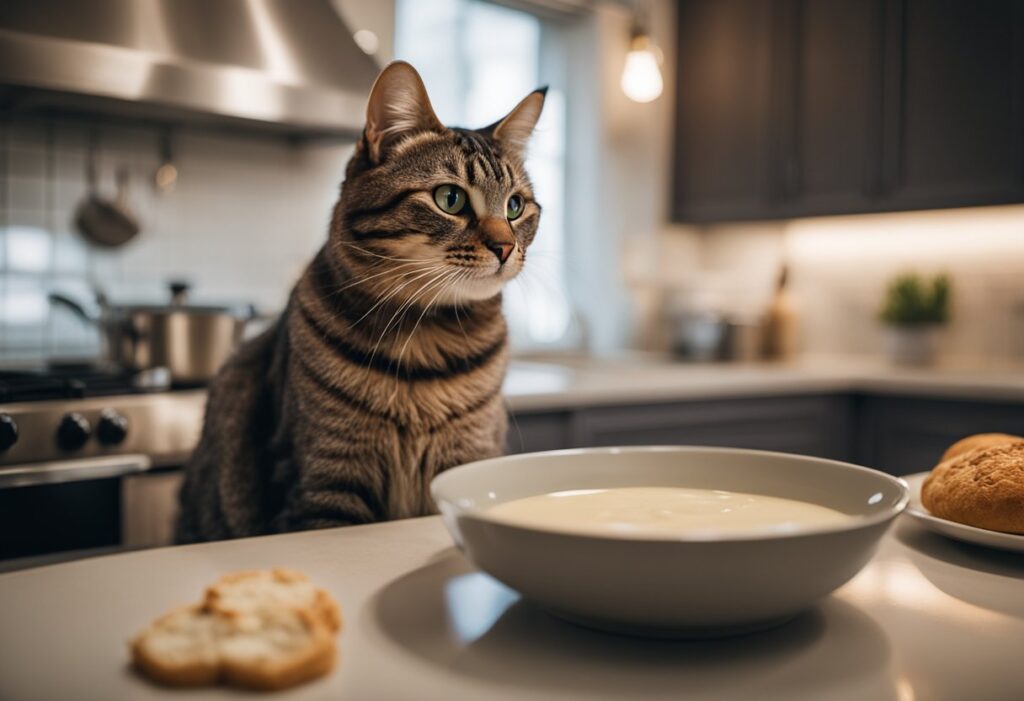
[
  {"xmin": 7, "ymin": 178, "xmax": 47, "ymax": 212},
  {"xmin": 5, "ymin": 121, "xmax": 45, "ymax": 148},
  {"xmin": 1, "ymin": 276, "xmax": 48, "ymax": 327},
  {"xmin": 2, "ymin": 116, "xmax": 353, "ymax": 361},
  {"xmin": 4, "ymin": 208, "xmax": 47, "ymax": 230},
  {"xmin": 5, "ymin": 226, "xmax": 52, "ymax": 273},
  {"xmin": 685, "ymin": 205, "xmax": 1024, "ymax": 363},
  {"xmin": 55, "ymin": 180, "xmax": 86, "ymax": 213},
  {"xmin": 8, "ymin": 148, "xmax": 46, "ymax": 180}
]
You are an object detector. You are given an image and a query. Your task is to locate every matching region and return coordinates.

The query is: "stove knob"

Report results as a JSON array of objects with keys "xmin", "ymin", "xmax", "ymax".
[
  {"xmin": 57, "ymin": 413, "xmax": 91, "ymax": 451},
  {"xmin": 0, "ymin": 414, "xmax": 17, "ymax": 452},
  {"xmin": 97, "ymin": 410, "xmax": 129, "ymax": 446}
]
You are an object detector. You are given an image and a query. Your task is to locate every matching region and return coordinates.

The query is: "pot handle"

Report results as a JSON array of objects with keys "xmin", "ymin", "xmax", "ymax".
[
  {"xmin": 126, "ymin": 314, "xmax": 149, "ymax": 344},
  {"xmin": 169, "ymin": 281, "xmax": 190, "ymax": 305},
  {"xmin": 48, "ymin": 292, "xmax": 99, "ymax": 324},
  {"xmin": 235, "ymin": 306, "xmax": 272, "ymax": 343}
]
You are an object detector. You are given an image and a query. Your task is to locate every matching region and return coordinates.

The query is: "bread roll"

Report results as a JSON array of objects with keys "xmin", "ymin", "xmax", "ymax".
[
  {"xmin": 131, "ymin": 569, "xmax": 340, "ymax": 690},
  {"xmin": 206, "ymin": 568, "xmax": 341, "ymax": 632},
  {"xmin": 922, "ymin": 441, "xmax": 1024, "ymax": 534},
  {"xmin": 940, "ymin": 432, "xmax": 1023, "ymax": 462}
]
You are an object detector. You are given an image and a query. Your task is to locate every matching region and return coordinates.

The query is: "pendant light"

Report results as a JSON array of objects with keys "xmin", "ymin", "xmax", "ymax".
[{"xmin": 620, "ymin": 2, "xmax": 663, "ymax": 103}]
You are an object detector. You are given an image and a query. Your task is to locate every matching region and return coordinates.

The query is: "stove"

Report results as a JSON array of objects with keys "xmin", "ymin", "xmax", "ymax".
[
  {"xmin": 0, "ymin": 367, "xmax": 207, "ymax": 563},
  {"xmin": 0, "ymin": 364, "xmax": 182, "ymax": 399},
  {"xmin": 0, "ymin": 367, "xmax": 206, "ymax": 482}
]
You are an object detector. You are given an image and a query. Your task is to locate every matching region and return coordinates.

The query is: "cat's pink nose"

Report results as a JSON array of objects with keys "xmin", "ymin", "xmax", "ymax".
[
  {"xmin": 486, "ymin": 240, "xmax": 514, "ymax": 264},
  {"xmin": 479, "ymin": 217, "xmax": 516, "ymax": 265}
]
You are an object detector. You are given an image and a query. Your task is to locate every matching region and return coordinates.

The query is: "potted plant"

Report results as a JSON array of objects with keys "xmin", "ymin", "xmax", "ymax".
[{"xmin": 879, "ymin": 273, "xmax": 951, "ymax": 365}]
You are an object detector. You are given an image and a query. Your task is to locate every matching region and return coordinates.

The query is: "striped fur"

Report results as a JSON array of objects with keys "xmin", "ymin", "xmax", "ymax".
[{"xmin": 175, "ymin": 63, "xmax": 545, "ymax": 542}]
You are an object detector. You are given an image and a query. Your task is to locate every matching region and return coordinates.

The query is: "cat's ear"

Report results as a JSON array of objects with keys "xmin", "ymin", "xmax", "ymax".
[
  {"xmin": 363, "ymin": 61, "xmax": 444, "ymax": 163},
  {"xmin": 487, "ymin": 87, "xmax": 547, "ymax": 155}
]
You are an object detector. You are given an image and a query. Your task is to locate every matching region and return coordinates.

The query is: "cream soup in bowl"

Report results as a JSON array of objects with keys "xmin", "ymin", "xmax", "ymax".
[
  {"xmin": 431, "ymin": 446, "xmax": 908, "ymax": 637},
  {"xmin": 487, "ymin": 487, "xmax": 851, "ymax": 538}
]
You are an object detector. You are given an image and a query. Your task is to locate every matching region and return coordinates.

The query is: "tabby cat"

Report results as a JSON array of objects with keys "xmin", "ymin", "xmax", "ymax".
[{"xmin": 175, "ymin": 61, "xmax": 545, "ymax": 542}]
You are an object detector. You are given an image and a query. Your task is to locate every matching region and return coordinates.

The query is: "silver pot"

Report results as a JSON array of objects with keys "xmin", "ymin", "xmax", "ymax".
[{"xmin": 50, "ymin": 283, "xmax": 253, "ymax": 384}]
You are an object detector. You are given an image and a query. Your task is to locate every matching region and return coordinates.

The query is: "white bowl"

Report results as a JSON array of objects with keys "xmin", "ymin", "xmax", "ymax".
[{"xmin": 431, "ymin": 446, "xmax": 908, "ymax": 638}]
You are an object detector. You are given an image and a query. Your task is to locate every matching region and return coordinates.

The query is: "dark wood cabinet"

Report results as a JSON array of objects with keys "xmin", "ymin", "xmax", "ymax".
[
  {"xmin": 885, "ymin": 0, "xmax": 1024, "ymax": 208},
  {"xmin": 785, "ymin": 0, "xmax": 884, "ymax": 213},
  {"xmin": 858, "ymin": 395, "xmax": 1024, "ymax": 475},
  {"xmin": 671, "ymin": 0, "xmax": 1024, "ymax": 222},
  {"xmin": 506, "ymin": 411, "xmax": 572, "ymax": 454},
  {"xmin": 507, "ymin": 395, "xmax": 857, "ymax": 463},
  {"xmin": 507, "ymin": 392, "xmax": 1024, "ymax": 476},
  {"xmin": 572, "ymin": 395, "xmax": 854, "ymax": 461},
  {"xmin": 672, "ymin": 0, "xmax": 775, "ymax": 221}
]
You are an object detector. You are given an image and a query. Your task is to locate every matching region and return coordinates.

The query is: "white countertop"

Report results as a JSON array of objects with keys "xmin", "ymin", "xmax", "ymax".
[
  {"xmin": 1, "ymin": 516, "xmax": 1022, "ymax": 701},
  {"xmin": 503, "ymin": 356, "xmax": 1024, "ymax": 411}
]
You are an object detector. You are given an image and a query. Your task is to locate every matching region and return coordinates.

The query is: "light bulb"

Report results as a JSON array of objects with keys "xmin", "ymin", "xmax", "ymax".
[
  {"xmin": 621, "ymin": 35, "xmax": 663, "ymax": 103},
  {"xmin": 353, "ymin": 29, "xmax": 380, "ymax": 55}
]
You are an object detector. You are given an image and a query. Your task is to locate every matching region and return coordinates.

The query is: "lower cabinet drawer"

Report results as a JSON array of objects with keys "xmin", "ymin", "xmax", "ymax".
[
  {"xmin": 506, "ymin": 411, "xmax": 573, "ymax": 454},
  {"xmin": 860, "ymin": 395, "xmax": 1024, "ymax": 475},
  {"xmin": 572, "ymin": 395, "xmax": 855, "ymax": 462}
]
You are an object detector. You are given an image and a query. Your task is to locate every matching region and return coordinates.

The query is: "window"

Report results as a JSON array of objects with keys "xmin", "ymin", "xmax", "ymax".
[{"xmin": 395, "ymin": 0, "xmax": 572, "ymax": 349}]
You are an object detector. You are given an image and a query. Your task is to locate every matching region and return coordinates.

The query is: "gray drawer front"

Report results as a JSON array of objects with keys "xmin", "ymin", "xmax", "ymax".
[{"xmin": 572, "ymin": 395, "xmax": 854, "ymax": 461}]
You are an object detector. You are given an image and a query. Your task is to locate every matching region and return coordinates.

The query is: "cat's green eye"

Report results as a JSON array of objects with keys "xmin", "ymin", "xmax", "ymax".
[
  {"xmin": 506, "ymin": 194, "xmax": 525, "ymax": 220},
  {"xmin": 434, "ymin": 184, "xmax": 468, "ymax": 215}
]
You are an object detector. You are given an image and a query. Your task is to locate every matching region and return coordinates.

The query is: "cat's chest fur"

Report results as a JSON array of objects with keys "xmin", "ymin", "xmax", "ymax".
[{"xmin": 285, "ymin": 283, "xmax": 509, "ymax": 519}]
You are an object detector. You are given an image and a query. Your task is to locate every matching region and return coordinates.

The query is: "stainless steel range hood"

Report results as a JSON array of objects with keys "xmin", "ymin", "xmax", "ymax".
[{"xmin": 0, "ymin": 0, "xmax": 379, "ymax": 139}]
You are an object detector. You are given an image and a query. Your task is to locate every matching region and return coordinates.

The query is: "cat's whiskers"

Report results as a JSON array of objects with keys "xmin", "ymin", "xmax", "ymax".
[
  {"xmin": 510, "ymin": 265, "xmax": 586, "ymax": 336},
  {"xmin": 366, "ymin": 266, "xmax": 454, "ymax": 373},
  {"xmin": 336, "ymin": 240, "xmax": 426, "ymax": 264},
  {"xmin": 381, "ymin": 272, "xmax": 451, "ymax": 397},
  {"xmin": 346, "ymin": 263, "xmax": 447, "ymax": 332},
  {"xmin": 370, "ymin": 265, "xmax": 451, "ymax": 343},
  {"xmin": 517, "ymin": 265, "xmax": 567, "ymax": 302},
  {"xmin": 387, "ymin": 268, "xmax": 468, "ymax": 405},
  {"xmin": 335, "ymin": 240, "xmax": 423, "ymax": 261},
  {"xmin": 328, "ymin": 259, "xmax": 426, "ymax": 296},
  {"xmin": 395, "ymin": 268, "xmax": 466, "ymax": 365},
  {"xmin": 380, "ymin": 269, "xmax": 462, "ymax": 401},
  {"xmin": 451, "ymin": 285, "xmax": 471, "ymax": 347}
]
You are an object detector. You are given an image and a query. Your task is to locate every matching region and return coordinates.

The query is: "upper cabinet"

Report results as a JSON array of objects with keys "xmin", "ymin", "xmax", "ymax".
[
  {"xmin": 889, "ymin": 0, "xmax": 1024, "ymax": 208},
  {"xmin": 671, "ymin": 0, "xmax": 1024, "ymax": 223},
  {"xmin": 673, "ymin": 0, "xmax": 775, "ymax": 220},
  {"xmin": 786, "ymin": 0, "xmax": 884, "ymax": 214}
]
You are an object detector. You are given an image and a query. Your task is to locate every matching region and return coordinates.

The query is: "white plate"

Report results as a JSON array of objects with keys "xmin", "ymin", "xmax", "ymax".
[{"xmin": 903, "ymin": 472, "xmax": 1024, "ymax": 553}]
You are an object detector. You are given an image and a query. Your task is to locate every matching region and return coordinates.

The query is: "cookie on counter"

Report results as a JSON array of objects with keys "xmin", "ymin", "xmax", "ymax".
[{"xmin": 922, "ymin": 441, "xmax": 1024, "ymax": 535}]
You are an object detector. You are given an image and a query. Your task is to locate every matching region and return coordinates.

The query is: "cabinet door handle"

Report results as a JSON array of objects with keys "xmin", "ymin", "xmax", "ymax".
[{"xmin": 0, "ymin": 455, "xmax": 151, "ymax": 488}]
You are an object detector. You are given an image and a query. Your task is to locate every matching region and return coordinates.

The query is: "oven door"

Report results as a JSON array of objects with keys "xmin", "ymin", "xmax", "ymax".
[{"xmin": 0, "ymin": 455, "xmax": 151, "ymax": 564}]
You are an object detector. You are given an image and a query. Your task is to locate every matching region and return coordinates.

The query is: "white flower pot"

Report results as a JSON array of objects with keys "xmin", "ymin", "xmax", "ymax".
[{"xmin": 884, "ymin": 326, "xmax": 941, "ymax": 366}]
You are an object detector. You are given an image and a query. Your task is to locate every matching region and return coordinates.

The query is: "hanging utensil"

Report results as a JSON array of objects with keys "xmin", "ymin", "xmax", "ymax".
[
  {"xmin": 74, "ymin": 130, "xmax": 140, "ymax": 248},
  {"xmin": 152, "ymin": 128, "xmax": 177, "ymax": 195}
]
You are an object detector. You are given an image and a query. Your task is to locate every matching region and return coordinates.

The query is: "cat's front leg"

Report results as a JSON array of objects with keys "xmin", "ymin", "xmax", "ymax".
[{"xmin": 278, "ymin": 452, "xmax": 390, "ymax": 532}]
